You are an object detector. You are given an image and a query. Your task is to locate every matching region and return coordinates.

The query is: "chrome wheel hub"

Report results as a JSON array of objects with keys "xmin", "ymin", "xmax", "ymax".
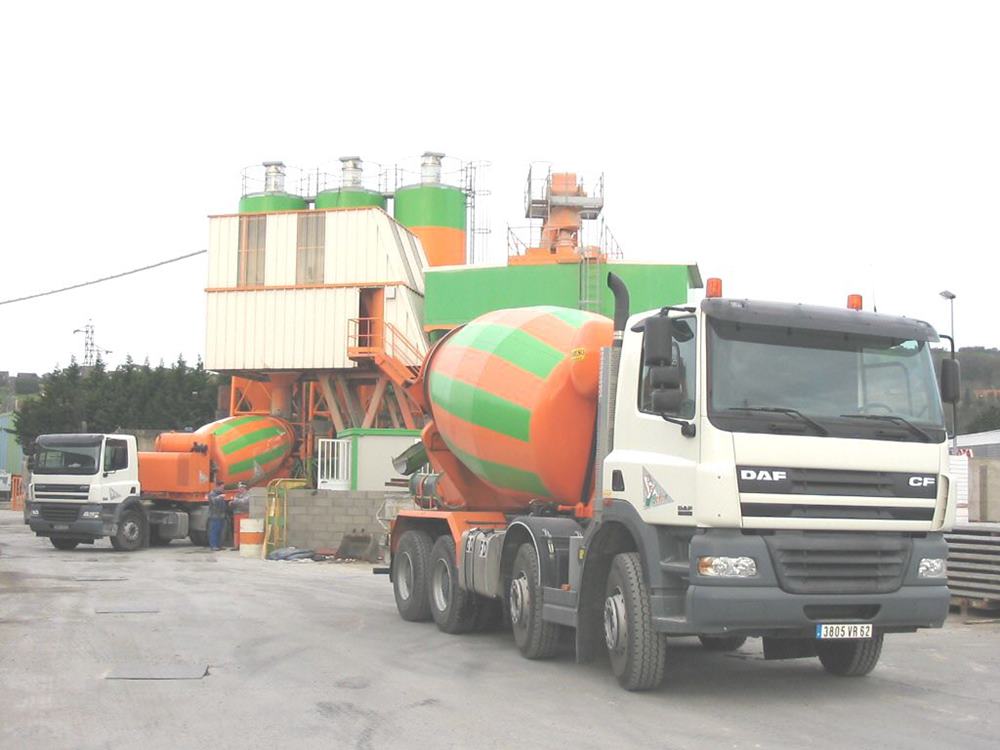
[
  {"xmin": 432, "ymin": 559, "xmax": 451, "ymax": 612},
  {"xmin": 509, "ymin": 574, "xmax": 529, "ymax": 626},
  {"xmin": 397, "ymin": 552, "xmax": 413, "ymax": 600},
  {"xmin": 604, "ymin": 588, "xmax": 627, "ymax": 651},
  {"xmin": 122, "ymin": 520, "xmax": 140, "ymax": 542}
]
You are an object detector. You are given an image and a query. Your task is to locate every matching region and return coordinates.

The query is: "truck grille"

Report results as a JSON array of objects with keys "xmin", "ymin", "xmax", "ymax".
[
  {"xmin": 764, "ymin": 533, "xmax": 911, "ymax": 594},
  {"xmin": 38, "ymin": 503, "xmax": 83, "ymax": 523},
  {"xmin": 34, "ymin": 483, "xmax": 90, "ymax": 501}
]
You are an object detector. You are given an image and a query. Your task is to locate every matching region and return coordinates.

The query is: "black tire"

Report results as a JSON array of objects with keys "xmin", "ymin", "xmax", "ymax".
[
  {"xmin": 817, "ymin": 632, "xmax": 884, "ymax": 677},
  {"xmin": 604, "ymin": 552, "xmax": 667, "ymax": 691},
  {"xmin": 189, "ymin": 529, "xmax": 209, "ymax": 547},
  {"xmin": 428, "ymin": 535, "xmax": 478, "ymax": 634},
  {"xmin": 110, "ymin": 508, "xmax": 146, "ymax": 551},
  {"xmin": 509, "ymin": 543, "xmax": 559, "ymax": 659},
  {"xmin": 393, "ymin": 529, "xmax": 434, "ymax": 622},
  {"xmin": 150, "ymin": 526, "xmax": 173, "ymax": 546},
  {"xmin": 50, "ymin": 538, "xmax": 79, "ymax": 551},
  {"xmin": 699, "ymin": 635, "xmax": 748, "ymax": 652}
]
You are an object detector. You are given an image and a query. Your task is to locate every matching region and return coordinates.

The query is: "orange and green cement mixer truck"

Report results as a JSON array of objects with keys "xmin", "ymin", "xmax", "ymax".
[
  {"xmin": 24, "ymin": 415, "xmax": 293, "ymax": 551},
  {"xmin": 386, "ymin": 273, "xmax": 960, "ymax": 690}
]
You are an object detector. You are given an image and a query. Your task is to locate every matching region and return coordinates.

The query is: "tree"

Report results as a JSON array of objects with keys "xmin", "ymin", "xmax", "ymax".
[
  {"xmin": 14, "ymin": 357, "xmax": 220, "ymax": 450},
  {"xmin": 967, "ymin": 406, "xmax": 1000, "ymax": 434}
]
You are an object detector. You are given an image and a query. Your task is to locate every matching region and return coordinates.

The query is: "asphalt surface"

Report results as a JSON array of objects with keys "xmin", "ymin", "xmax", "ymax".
[{"xmin": 2, "ymin": 508, "xmax": 999, "ymax": 750}]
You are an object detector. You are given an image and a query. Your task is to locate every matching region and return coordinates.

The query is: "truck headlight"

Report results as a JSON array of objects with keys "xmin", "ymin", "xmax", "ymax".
[
  {"xmin": 30, "ymin": 507, "xmax": 40, "ymax": 516},
  {"xmin": 698, "ymin": 556, "xmax": 758, "ymax": 577},
  {"xmin": 918, "ymin": 558, "xmax": 946, "ymax": 578}
]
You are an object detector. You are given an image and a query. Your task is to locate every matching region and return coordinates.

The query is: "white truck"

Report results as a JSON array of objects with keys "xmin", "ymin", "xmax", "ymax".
[{"xmin": 388, "ymin": 275, "xmax": 960, "ymax": 689}]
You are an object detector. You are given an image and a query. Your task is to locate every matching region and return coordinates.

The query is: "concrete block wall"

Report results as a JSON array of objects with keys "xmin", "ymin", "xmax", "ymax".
[{"xmin": 248, "ymin": 487, "xmax": 402, "ymax": 552}]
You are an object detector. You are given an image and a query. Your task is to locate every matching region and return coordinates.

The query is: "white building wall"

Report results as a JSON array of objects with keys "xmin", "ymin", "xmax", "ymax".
[
  {"xmin": 204, "ymin": 207, "xmax": 429, "ymax": 371},
  {"xmin": 207, "ymin": 216, "xmax": 239, "ymax": 288},
  {"xmin": 354, "ymin": 433, "xmax": 421, "ymax": 491},
  {"xmin": 266, "ymin": 212, "xmax": 297, "ymax": 286}
]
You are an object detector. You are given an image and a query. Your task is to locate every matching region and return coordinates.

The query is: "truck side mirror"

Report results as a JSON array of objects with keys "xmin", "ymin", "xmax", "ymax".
[
  {"xmin": 940, "ymin": 358, "xmax": 960, "ymax": 404},
  {"xmin": 643, "ymin": 315, "xmax": 673, "ymax": 366},
  {"xmin": 26, "ymin": 455, "xmax": 35, "ymax": 471},
  {"xmin": 651, "ymin": 389, "xmax": 684, "ymax": 413}
]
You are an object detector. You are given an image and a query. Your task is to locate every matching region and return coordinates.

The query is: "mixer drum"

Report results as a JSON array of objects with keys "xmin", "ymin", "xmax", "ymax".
[
  {"xmin": 155, "ymin": 414, "xmax": 294, "ymax": 488},
  {"xmin": 425, "ymin": 305, "xmax": 612, "ymax": 509}
]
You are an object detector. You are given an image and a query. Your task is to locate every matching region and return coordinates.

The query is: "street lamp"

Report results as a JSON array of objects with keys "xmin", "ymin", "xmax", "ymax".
[{"xmin": 939, "ymin": 290, "xmax": 957, "ymax": 448}]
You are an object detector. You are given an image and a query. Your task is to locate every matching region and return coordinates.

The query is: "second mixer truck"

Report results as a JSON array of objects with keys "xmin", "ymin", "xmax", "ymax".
[
  {"xmin": 24, "ymin": 415, "xmax": 294, "ymax": 550},
  {"xmin": 386, "ymin": 274, "xmax": 959, "ymax": 690}
]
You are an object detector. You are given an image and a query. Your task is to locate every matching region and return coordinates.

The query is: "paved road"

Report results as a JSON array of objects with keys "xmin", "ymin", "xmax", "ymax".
[{"xmin": 2, "ymin": 509, "xmax": 998, "ymax": 750}]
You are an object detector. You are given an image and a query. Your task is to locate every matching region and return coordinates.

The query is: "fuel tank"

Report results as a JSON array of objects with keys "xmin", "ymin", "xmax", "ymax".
[
  {"xmin": 425, "ymin": 305, "xmax": 612, "ymax": 511},
  {"xmin": 152, "ymin": 414, "xmax": 294, "ymax": 488}
]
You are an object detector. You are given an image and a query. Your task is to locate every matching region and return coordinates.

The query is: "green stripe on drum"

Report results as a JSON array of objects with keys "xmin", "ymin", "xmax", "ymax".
[
  {"xmin": 228, "ymin": 444, "xmax": 288, "ymax": 476},
  {"xmin": 430, "ymin": 372, "xmax": 531, "ymax": 442},
  {"xmin": 212, "ymin": 415, "xmax": 266, "ymax": 436},
  {"xmin": 220, "ymin": 426, "xmax": 286, "ymax": 456},
  {"xmin": 447, "ymin": 443, "xmax": 550, "ymax": 498},
  {"xmin": 446, "ymin": 323, "xmax": 564, "ymax": 379}
]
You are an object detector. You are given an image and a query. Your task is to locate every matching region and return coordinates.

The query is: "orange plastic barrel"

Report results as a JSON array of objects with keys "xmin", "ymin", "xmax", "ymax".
[{"xmin": 425, "ymin": 305, "xmax": 612, "ymax": 511}]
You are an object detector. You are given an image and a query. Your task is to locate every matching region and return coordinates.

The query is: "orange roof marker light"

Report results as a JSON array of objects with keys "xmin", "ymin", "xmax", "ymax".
[
  {"xmin": 706, "ymin": 277, "xmax": 723, "ymax": 298},
  {"xmin": 847, "ymin": 294, "xmax": 863, "ymax": 311}
]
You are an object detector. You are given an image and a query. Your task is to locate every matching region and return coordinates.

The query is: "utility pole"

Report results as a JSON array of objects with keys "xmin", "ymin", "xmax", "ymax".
[
  {"xmin": 73, "ymin": 321, "xmax": 112, "ymax": 367},
  {"xmin": 73, "ymin": 321, "xmax": 96, "ymax": 366}
]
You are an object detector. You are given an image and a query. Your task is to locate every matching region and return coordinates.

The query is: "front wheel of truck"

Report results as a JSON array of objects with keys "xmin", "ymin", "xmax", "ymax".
[
  {"xmin": 111, "ymin": 509, "xmax": 146, "ymax": 551},
  {"xmin": 817, "ymin": 632, "xmax": 884, "ymax": 677},
  {"xmin": 605, "ymin": 552, "xmax": 667, "ymax": 691}
]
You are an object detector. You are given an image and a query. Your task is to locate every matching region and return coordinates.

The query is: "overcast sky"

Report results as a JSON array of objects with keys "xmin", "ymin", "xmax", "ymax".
[{"xmin": 1, "ymin": 1, "xmax": 997, "ymax": 375}]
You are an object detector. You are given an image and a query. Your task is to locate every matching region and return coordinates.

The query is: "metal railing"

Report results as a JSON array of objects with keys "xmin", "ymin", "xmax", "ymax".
[
  {"xmin": 347, "ymin": 318, "xmax": 424, "ymax": 366},
  {"xmin": 317, "ymin": 438, "xmax": 351, "ymax": 491}
]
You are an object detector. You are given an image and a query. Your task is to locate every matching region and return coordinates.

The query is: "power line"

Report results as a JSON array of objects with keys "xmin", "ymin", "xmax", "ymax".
[{"xmin": 0, "ymin": 250, "xmax": 207, "ymax": 307}]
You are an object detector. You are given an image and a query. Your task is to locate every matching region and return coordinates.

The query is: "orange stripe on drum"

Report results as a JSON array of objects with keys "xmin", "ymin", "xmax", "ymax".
[
  {"xmin": 432, "ymin": 407, "xmax": 537, "ymax": 476},
  {"xmin": 431, "ymin": 345, "xmax": 545, "ymax": 409}
]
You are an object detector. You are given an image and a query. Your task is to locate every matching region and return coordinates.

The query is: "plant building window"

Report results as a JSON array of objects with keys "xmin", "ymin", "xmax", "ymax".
[
  {"xmin": 237, "ymin": 215, "xmax": 266, "ymax": 287},
  {"xmin": 296, "ymin": 214, "xmax": 325, "ymax": 285}
]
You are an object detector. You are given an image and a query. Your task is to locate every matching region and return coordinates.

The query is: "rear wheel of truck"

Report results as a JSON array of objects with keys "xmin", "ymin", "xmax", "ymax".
[
  {"xmin": 50, "ymin": 538, "xmax": 79, "ymax": 550},
  {"xmin": 189, "ymin": 530, "xmax": 209, "ymax": 547},
  {"xmin": 605, "ymin": 552, "xmax": 667, "ymax": 691},
  {"xmin": 393, "ymin": 529, "xmax": 433, "ymax": 622},
  {"xmin": 698, "ymin": 635, "xmax": 747, "ymax": 652},
  {"xmin": 111, "ymin": 509, "xmax": 146, "ymax": 552},
  {"xmin": 509, "ymin": 543, "xmax": 559, "ymax": 659},
  {"xmin": 150, "ymin": 526, "xmax": 173, "ymax": 546},
  {"xmin": 428, "ymin": 535, "xmax": 478, "ymax": 634},
  {"xmin": 817, "ymin": 632, "xmax": 884, "ymax": 677}
]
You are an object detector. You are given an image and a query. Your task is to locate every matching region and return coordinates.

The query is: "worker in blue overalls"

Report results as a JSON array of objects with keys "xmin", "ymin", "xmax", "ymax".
[{"xmin": 207, "ymin": 480, "xmax": 229, "ymax": 551}]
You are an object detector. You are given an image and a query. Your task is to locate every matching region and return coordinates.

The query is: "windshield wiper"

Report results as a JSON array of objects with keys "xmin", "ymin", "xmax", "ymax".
[
  {"xmin": 727, "ymin": 407, "xmax": 829, "ymax": 436},
  {"xmin": 839, "ymin": 414, "xmax": 934, "ymax": 442}
]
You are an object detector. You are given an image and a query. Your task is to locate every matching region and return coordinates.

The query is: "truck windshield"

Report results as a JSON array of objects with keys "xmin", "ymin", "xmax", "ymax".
[
  {"xmin": 708, "ymin": 319, "xmax": 946, "ymax": 443},
  {"xmin": 33, "ymin": 444, "xmax": 102, "ymax": 475}
]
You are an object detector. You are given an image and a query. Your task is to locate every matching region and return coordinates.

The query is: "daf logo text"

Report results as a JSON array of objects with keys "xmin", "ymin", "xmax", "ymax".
[{"xmin": 740, "ymin": 469, "xmax": 787, "ymax": 482}]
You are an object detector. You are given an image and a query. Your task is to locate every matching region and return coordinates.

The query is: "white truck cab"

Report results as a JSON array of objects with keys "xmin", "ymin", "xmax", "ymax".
[{"xmin": 26, "ymin": 434, "xmax": 160, "ymax": 550}]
